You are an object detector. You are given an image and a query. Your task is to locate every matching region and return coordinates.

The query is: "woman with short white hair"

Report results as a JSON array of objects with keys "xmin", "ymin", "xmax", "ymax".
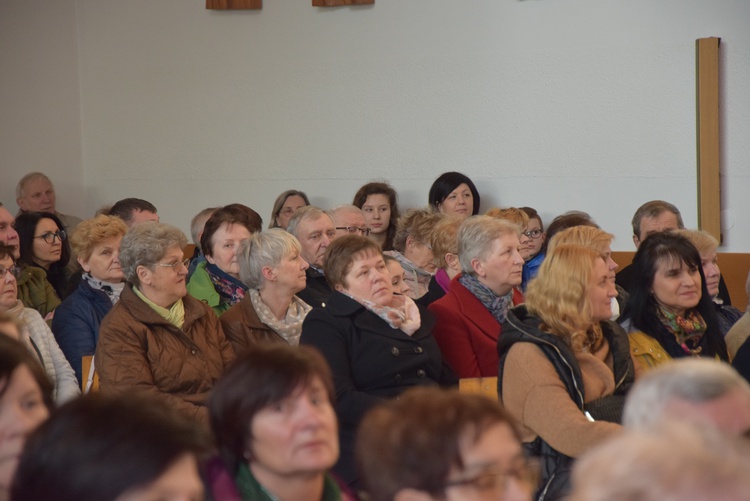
[
  {"xmin": 220, "ymin": 228, "xmax": 311, "ymax": 352},
  {"xmin": 429, "ymin": 216, "xmax": 525, "ymax": 378}
]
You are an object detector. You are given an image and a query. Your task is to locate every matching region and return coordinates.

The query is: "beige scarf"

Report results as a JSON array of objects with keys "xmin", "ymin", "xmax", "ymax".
[{"xmin": 249, "ymin": 289, "xmax": 311, "ymax": 346}]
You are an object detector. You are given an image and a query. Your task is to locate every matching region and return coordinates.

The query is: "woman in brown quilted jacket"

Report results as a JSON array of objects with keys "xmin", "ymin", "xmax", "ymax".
[{"xmin": 95, "ymin": 222, "xmax": 235, "ymax": 427}]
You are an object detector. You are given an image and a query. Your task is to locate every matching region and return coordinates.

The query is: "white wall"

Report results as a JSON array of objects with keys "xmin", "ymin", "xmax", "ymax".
[{"xmin": 2, "ymin": 0, "xmax": 749, "ymax": 250}]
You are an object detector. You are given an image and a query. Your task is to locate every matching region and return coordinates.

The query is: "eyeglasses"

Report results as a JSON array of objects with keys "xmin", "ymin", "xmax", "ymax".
[
  {"xmin": 0, "ymin": 265, "xmax": 21, "ymax": 280},
  {"xmin": 34, "ymin": 230, "xmax": 67, "ymax": 244},
  {"xmin": 523, "ymin": 229, "xmax": 543, "ymax": 240},
  {"xmin": 336, "ymin": 226, "xmax": 371, "ymax": 237},
  {"xmin": 152, "ymin": 258, "xmax": 190, "ymax": 272},
  {"xmin": 279, "ymin": 208, "xmax": 297, "ymax": 217},
  {"xmin": 445, "ymin": 460, "xmax": 539, "ymax": 495}
]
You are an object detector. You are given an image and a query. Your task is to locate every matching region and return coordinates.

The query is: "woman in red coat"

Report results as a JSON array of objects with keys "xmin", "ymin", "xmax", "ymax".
[{"xmin": 429, "ymin": 216, "xmax": 525, "ymax": 378}]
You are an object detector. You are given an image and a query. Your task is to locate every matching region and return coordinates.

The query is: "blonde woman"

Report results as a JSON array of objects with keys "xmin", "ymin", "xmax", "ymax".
[{"xmin": 499, "ymin": 244, "xmax": 635, "ymax": 500}]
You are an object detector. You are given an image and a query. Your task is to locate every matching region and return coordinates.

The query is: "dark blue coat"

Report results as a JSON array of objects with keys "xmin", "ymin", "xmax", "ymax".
[{"xmin": 51, "ymin": 280, "xmax": 113, "ymax": 385}]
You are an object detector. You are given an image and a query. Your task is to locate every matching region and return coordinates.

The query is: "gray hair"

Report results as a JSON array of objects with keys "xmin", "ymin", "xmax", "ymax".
[
  {"xmin": 631, "ymin": 200, "xmax": 684, "ymax": 238},
  {"xmin": 286, "ymin": 206, "xmax": 331, "ymax": 239},
  {"xmin": 329, "ymin": 204, "xmax": 363, "ymax": 220},
  {"xmin": 457, "ymin": 216, "xmax": 520, "ymax": 275},
  {"xmin": 190, "ymin": 207, "xmax": 218, "ymax": 246},
  {"xmin": 119, "ymin": 222, "xmax": 187, "ymax": 286},
  {"xmin": 15, "ymin": 172, "xmax": 51, "ymax": 199},
  {"xmin": 238, "ymin": 229, "xmax": 302, "ymax": 289},
  {"xmin": 623, "ymin": 358, "xmax": 750, "ymax": 430}
]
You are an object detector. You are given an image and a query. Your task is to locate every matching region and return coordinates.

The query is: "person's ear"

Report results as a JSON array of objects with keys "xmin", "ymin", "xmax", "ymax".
[
  {"xmin": 406, "ymin": 234, "xmax": 416, "ymax": 250},
  {"xmin": 445, "ymin": 252, "xmax": 460, "ymax": 271},
  {"xmin": 77, "ymin": 256, "xmax": 91, "ymax": 273},
  {"xmin": 633, "ymin": 234, "xmax": 641, "ymax": 249},
  {"xmin": 471, "ymin": 257, "xmax": 485, "ymax": 277},
  {"xmin": 136, "ymin": 265, "xmax": 152, "ymax": 286},
  {"xmin": 261, "ymin": 266, "xmax": 275, "ymax": 282},
  {"xmin": 16, "ymin": 197, "xmax": 28, "ymax": 212}
]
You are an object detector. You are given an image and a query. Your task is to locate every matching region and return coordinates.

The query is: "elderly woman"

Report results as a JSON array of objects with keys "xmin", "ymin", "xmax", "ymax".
[
  {"xmin": 353, "ymin": 182, "xmax": 400, "ymax": 251},
  {"xmin": 268, "ymin": 189, "xmax": 310, "ymax": 230},
  {"xmin": 187, "ymin": 203, "xmax": 263, "ymax": 316},
  {"xmin": 619, "ymin": 232, "xmax": 728, "ymax": 370},
  {"xmin": 358, "ymin": 387, "xmax": 534, "ymax": 501},
  {"xmin": 207, "ymin": 344, "xmax": 356, "ymax": 501},
  {"xmin": 220, "ymin": 229, "xmax": 311, "ymax": 353},
  {"xmin": 428, "ymin": 216, "xmax": 525, "ymax": 378},
  {"xmin": 95, "ymin": 222, "xmax": 235, "ymax": 427},
  {"xmin": 428, "ymin": 172, "xmax": 481, "ymax": 219},
  {"xmin": 499, "ymin": 244, "xmax": 635, "ymax": 499},
  {"xmin": 0, "ymin": 334, "xmax": 53, "ymax": 500},
  {"xmin": 51, "ymin": 215, "xmax": 128, "ymax": 385},
  {"xmin": 0, "ymin": 244, "xmax": 79, "ymax": 403},
  {"xmin": 15, "ymin": 212, "xmax": 71, "ymax": 300},
  {"xmin": 300, "ymin": 236, "xmax": 455, "ymax": 488},
  {"xmin": 674, "ymin": 229, "xmax": 742, "ymax": 336},
  {"xmin": 417, "ymin": 215, "xmax": 462, "ymax": 307},
  {"xmin": 12, "ymin": 393, "xmax": 208, "ymax": 501},
  {"xmin": 385, "ymin": 208, "xmax": 442, "ymax": 300}
]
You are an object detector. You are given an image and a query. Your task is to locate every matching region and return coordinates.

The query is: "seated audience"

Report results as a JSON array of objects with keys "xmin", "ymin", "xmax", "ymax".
[
  {"xmin": 186, "ymin": 206, "xmax": 218, "ymax": 280},
  {"xmin": 357, "ymin": 386, "xmax": 534, "ymax": 501},
  {"xmin": 616, "ymin": 200, "xmax": 731, "ymax": 303},
  {"xmin": 107, "ymin": 197, "xmax": 159, "ymax": 226},
  {"xmin": 330, "ymin": 205, "xmax": 369, "ymax": 240},
  {"xmin": 499, "ymin": 244, "xmax": 634, "ymax": 500},
  {"xmin": 95, "ymin": 222, "xmax": 235, "ymax": 426},
  {"xmin": 428, "ymin": 171, "xmax": 480, "ymax": 218},
  {"xmin": 417, "ymin": 215, "xmax": 462, "ymax": 306},
  {"xmin": 220, "ymin": 229, "xmax": 311, "ymax": 352},
  {"xmin": 570, "ymin": 424, "xmax": 750, "ymax": 501},
  {"xmin": 15, "ymin": 172, "xmax": 82, "ymax": 235},
  {"xmin": 726, "ymin": 271, "xmax": 750, "ymax": 359},
  {"xmin": 207, "ymin": 344, "xmax": 355, "ymax": 501},
  {"xmin": 429, "ymin": 216, "xmax": 524, "ymax": 378},
  {"xmin": 675, "ymin": 229, "xmax": 742, "ymax": 335},
  {"xmin": 385, "ymin": 208, "xmax": 442, "ymax": 300},
  {"xmin": 547, "ymin": 226, "xmax": 627, "ymax": 320},
  {"xmin": 0, "ymin": 203, "xmax": 59, "ymax": 318},
  {"xmin": 300, "ymin": 236, "xmax": 455, "ymax": 488},
  {"xmin": 15, "ymin": 212, "xmax": 71, "ymax": 300},
  {"xmin": 0, "ymin": 334, "xmax": 53, "ymax": 501},
  {"xmin": 352, "ymin": 181, "xmax": 400, "ymax": 251},
  {"xmin": 187, "ymin": 204, "xmax": 263, "ymax": 316},
  {"xmin": 12, "ymin": 393, "xmax": 208, "ymax": 501},
  {"xmin": 519, "ymin": 206, "xmax": 546, "ymax": 290},
  {"xmin": 268, "ymin": 189, "xmax": 310, "ymax": 230},
  {"xmin": 622, "ymin": 358, "xmax": 750, "ymax": 437},
  {"xmin": 619, "ymin": 232, "xmax": 728, "ymax": 370},
  {"xmin": 287, "ymin": 206, "xmax": 337, "ymax": 308},
  {"xmin": 51, "ymin": 215, "xmax": 128, "ymax": 385},
  {"xmin": 384, "ymin": 254, "xmax": 411, "ymax": 296},
  {"xmin": 0, "ymin": 244, "xmax": 79, "ymax": 403}
]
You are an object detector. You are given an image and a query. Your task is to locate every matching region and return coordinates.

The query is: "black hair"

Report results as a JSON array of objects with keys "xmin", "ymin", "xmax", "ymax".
[
  {"xmin": 14, "ymin": 212, "xmax": 71, "ymax": 298},
  {"xmin": 11, "ymin": 393, "xmax": 209, "ymax": 501},
  {"xmin": 107, "ymin": 198, "xmax": 158, "ymax": 224},
  {"xmin": 621, "ymin": 232, "xmax": 728, "ymax": 361},
  {"xmin": 427, "ymin": 172, "xmax": 480, "ymax": 215}
]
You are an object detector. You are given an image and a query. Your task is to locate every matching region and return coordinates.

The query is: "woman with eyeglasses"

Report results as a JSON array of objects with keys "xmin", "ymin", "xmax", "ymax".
[
  {"xmin": 51, "ymin": 215, "xmax": 128, "ymax": 386},
  {"xmin": 95, "ymin": 222, "xmax": 235, "ymax": 427},
  {"xmin": 268, "ymin": 190, "xmax": 310, "ymax": 230},
  {"xmin": 357, "ymin": 387, "xmax": 534, "ymax": 501},
  {"xmin": 15, "ymin": 212, "xmax": 71, "ymax": 300},
  {"xmin": 187, "ymin": 204, "xmax": 263, "ymax": 316},
  {"xmin": 352, "ymin": 181, "xmax": 400, "ymax": 251},
  {"xmin": 385, "ymin": 208, "xmax": 443, "ymax": 300},
  {"xmin": 0, "ymin": 244, "xmax": 79, "ymax": 403}
]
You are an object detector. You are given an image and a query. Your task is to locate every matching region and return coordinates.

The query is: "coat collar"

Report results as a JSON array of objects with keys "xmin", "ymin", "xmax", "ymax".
[{"xmin": 120, "ymin": 283, "xmax": 206, "ymax": 328}]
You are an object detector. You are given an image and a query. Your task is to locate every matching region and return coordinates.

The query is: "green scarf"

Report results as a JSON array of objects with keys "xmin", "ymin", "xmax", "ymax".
[
  {"xmin": 235, "ymin": 463, "xmax": 343, "ymax": 501},
  {"xmin": 133, "ymin": 286, "xmax": 185, "ymax": 329}
]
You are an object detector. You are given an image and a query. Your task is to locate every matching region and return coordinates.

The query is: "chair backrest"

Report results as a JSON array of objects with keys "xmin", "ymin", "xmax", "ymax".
[{"xmin": 81, "ymin": 355, "xmax": 99, "ymax": 393}]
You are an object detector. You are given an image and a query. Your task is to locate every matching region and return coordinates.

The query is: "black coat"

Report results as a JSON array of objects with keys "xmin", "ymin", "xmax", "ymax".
[
  {"xmin": 300, "ymin": 291, "xmax": 456, "ymax": 488},
  {"xmin": 297, "ymin": 267, "xmax": 332, "ymax": 308}
]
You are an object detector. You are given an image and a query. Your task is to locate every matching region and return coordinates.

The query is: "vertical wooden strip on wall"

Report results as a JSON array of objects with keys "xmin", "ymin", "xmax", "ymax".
[
  {"xmin": 695, "ymin": 37, "xmax": 721, "ymax": 241},
  {"xmin": 206, "ymin": 0, "xmax": 262, "ymax": 10}
]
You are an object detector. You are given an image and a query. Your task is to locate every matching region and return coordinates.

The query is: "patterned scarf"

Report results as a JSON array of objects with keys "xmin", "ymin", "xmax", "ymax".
[
  {"xmin": 656, "ymin": 306, "xmax": 707, "ymax": 356},
  {"xmin": 82, "ymin": 273, "xmax": 125, "ymax": 305},
  {"xmin": 249, "ymin": 289, "xmax": 311, "ymax": 346},
  {"xmin": 459, "ymin": 273, "xmax": 514, "ymax": 324},
  {"xmin": 342, "ymin": 291, "xmax": 421, "ymax": 336},
  {"xmin": 206, "ymin": 262, "xmax": 247, "ymax": 308}
]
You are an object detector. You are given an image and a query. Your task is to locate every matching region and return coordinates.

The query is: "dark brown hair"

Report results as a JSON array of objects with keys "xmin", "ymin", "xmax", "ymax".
[
  {"xmin": 0, "ymin": 334, "xmax": 54, "ymax": 412},
  {"xmin": 200, "ymin": 203, "xmax": 263, "ymax": 257},
  {"xmin": 323, "ymin": 235, "xmax": 382, "ymax": 290},
  {"xmin": 352, "ymin": 182, "xmax": 400, "ymax": 251}
]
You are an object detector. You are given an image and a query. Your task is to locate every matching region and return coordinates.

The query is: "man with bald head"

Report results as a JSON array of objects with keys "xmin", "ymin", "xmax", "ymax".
[
  {"xmin": 329, "ymin": 205, "xmax": 369, "ymax": 241},
  {"xmin": 16, "ymin": 172, "xmax": 83, "ymax": 234}
]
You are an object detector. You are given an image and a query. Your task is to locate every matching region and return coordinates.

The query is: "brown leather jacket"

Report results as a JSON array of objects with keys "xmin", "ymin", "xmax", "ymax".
[
  {"xmin": 95, "ymin": 285, "xmax": 235, "ymax": 426},
  {"xmin": 220, "ymin": 294, "xmax": 286, "ymax": 355}
]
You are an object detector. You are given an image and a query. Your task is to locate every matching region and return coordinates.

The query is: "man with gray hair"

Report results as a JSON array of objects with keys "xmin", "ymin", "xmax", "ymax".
[
  {"xmin": 286, "ymin": 206, "xmax": 336, "ymax": 308},
  {"xmin": 329, "ymin": 205, "xmax": 369, "ymax": 241},
  {"xmin": 15, "ymin": 172, "xmax": 83, "ymax": 233},
  {"xmin": 623, "ymin": 358, "xmax": 750, "ymax": 437}
]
